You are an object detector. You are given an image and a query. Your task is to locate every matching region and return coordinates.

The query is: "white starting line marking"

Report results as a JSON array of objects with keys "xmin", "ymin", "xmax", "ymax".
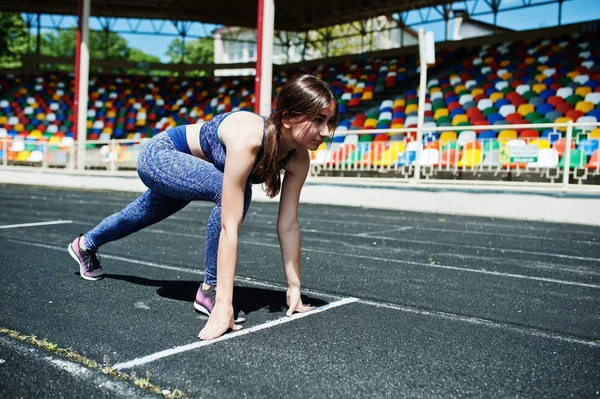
[
  {"xmin": 112, "ymin": 297, "xmax": 359, "ymax": 370},
  {"xmin": 0, "ymin": 220, "xmax": 73, "ymax": 230}
]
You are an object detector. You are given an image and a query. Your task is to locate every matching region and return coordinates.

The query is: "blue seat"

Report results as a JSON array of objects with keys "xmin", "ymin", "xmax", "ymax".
[
  {"xmin": 478, "ymin": 130, "xmax": 497, "ymax": 140},
  {"xmin": 494, "ymin": 98, "xmax": 510, "ymax": 108},
  {"xmin": 588, "ymin": 109, "xmax": 600, "ymax": 120},
  {"xmin": 541, "ymin": 129, "xmax": 561, "ymax": 144},
  {"xmin": 397, "ymin": 151, "xmax": 416, "ymax": 166},
  {"xmin": 536, "ymin": 103, "xmax": 553, "ymax": 115},
  {"xmin": 487, "ymin": 113, "xmax": 504, "ymax": 124},
  {"xmin": 578, "ymin": 139, "xmax": 599, "ymax": 157},
  {"xmin": 450, "ymin": 108, "xmax": 465, "ymax": 118}
]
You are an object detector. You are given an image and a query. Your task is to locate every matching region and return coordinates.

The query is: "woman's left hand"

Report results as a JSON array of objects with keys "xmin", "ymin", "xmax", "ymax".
[{"xmin": 286, "ymin": 287, "xmax": 316, "ymax": 316}]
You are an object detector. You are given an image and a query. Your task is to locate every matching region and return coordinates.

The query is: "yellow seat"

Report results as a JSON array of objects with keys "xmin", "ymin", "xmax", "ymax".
[
  {"xmin": 517, "ymin": 104, "xmax": 535, "ymax": 116},
  {"xmin": 534, "ymin": 74, "xmax": 546, "ymax": 83},
  {"xmin": 434, "ymin": 108, "xmax": 449, "ymax": 120},
  {"xmin": 455, "ymin": 84, "xmax": 466, "ymax": 93},
  {"xmin": 501, "ymin": 72, "xmax": 513, "ymax": 80},
  {"xmin": 525, "ymin": 57, "xmax": 536, "ymax": 65},
  {"xmin": 15, "ymin": 123, "xmax": 24, "ymax": 132},
  {"xmin": 430, "ymin": 87, "xmax": 441, "ymax": 94},
  {"xmin": 500, "ymin": 60, "xmax": 511, "ymax": 67},
  {"xmin": 575, "ymin": 101, "xmax": 594, "ymax": 114},
  {"xmin": 363, "ymin": 119, "xmax": 377, "ymax": 129},
  {"xmin": 16, "ymin": 151, "xmax": 31, "ymax": 162},
  {"xmin": 457, "ymin": 149, "xmax": 483, "ymax": 167},
  {"xmin": 0, "ymin": 116, "xmax": 7, "ymax": 124},
  {"xmin": 440, "ymin": 131, "xmax": 457, "ymax": 146},
  {"xmin": 86, "ymin": 120, "xmax": 93, "ymax": 129},
  {"xmin": 471, "ymin": 88, "xmax": 484, "ymax": 98},
  {"xmin": 530, "ymin": 139, "xmax": 550, "ymax": 149},
  {"xmin": 589, "ymin": 128, "xmax": 600, "ymax": 139},
  {"xmin": 567, "ymin": 71, "xmax": 580, "ymax": 79},
  {"xmin": 452, "ymin": 114, "xmax": 468, "ymax": 126},
  {"xmin": 554, "ymin": 117, "xmax": 573, "ymax": 132},
  {"xmin": 405, "ymin": 104, "xmax": 418, "ymax": 114},
  {"xmin": 575, "ymin": 86, "xmax": 592, "ymax": 97},
  {"xmin": 393, "ymin": 99, "xmax": 405, "ymax": 108},
  {"xmin": 376, "ymin": 142, "xmax": 406, "ymax": 166},
  {"xmin": 490, "ymin": 92, "xmax": 504, "ymax": 103},
  {"xmin": 353, "ymin": 86, "xmax": 364, "ymax": 94},
  {"xmin": 391, "ymin": 122, "xmax": 404, "ymax": 129},
  {"xmin": 532, "ymin": 83, "xmax": 546, "ymax": 94},
  {"xmin": 361, "ymin": 91, "xmax": 373, "ymax": 101},
  {"xmin": 498, "ymin": 129, "xmax": 518, "ymax": 143}
]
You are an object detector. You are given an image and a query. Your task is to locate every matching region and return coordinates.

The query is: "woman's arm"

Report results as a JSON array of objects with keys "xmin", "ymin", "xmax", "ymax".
[
  {"xmin": 198, "ymin": 117, "xmax": 262, "ymax": 340},
  {"xmin": 277, "ymin": 149, "xmax": 315, "ymax": 316}
]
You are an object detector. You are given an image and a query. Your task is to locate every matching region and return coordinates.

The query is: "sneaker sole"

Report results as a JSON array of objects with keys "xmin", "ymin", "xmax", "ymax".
[
  {"xmin": 193, "ymin": 301, "xmax": 246, "ymax": 323},
  {"xmin": 68, "ymin": 243, "xmax": 104, "ymax": 281}
]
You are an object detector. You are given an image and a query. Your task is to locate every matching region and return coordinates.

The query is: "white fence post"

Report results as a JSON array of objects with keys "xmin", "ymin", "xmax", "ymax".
[{"xmin": 562, "ymin": 120, "xmax": 573, "ymax": 188}]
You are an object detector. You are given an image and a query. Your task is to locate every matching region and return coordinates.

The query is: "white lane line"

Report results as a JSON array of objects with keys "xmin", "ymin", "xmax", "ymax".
[
  {"xmin": 5, "ymin": 239, "xmax": 600, "ymax": 348},
  {"xmin": 359, "ymin": 299, "xmax": 600, "ymax": 348},
  {"xmin": 300, "ymin": 228, "xmax": 600, "ymax": 263},
  {"xmin": 0, "ymin": 220, "xmax": 73, "ymax": 230},
  {"xmin": 356, "ymin": 226, "xmax": 413, "ymax": 237},
  {"xmin": 4, "ymin": 237, "xmax": 600, "ymax": 290},
  {"xmin": 112, "ymin": 297, "xmax": 359, "ymax": 370}
]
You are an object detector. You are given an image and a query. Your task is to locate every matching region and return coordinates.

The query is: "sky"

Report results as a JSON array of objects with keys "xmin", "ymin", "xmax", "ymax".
[{"xmin": 34, "ymin": 0, "xmax": 599, "ymax": 63}]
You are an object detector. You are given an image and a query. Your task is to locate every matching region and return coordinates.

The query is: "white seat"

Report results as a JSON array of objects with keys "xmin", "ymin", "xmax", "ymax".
[
  {"xmin": 477, "ymin": 99, "xmax": 493, "ymax": 111},
  {"xmin": 507, "ymin": 139, "xmax": 527, "ymax": 147},
  {"xmin": 450, "ymin": 76, "xmax": 461, "ymax": 86},
  {"xmin": 573, "ymin": 75, "xmax": 589, "ymax": 85},
  {"xmin": 427, "ymin": 79, "xmax": 439, "ymax": 88},
  {"xmin": 499, "ymin": 104, "xmax": 516, "ymax": 118},
  {"xmin": 405, "ymin": 116, "xmax": 419, "ymax": 127},
  {"xmin": 420, "ymin": 148, "xmax": 439, "ymax": 166},
  {"xmin": 423, "ymin": 103, "xmax": 432, "ymax": 112},
  {"xmin": 495, "ymin": 81, "xmax": 509, "ymax": 91},
  {"xmin": 585, "ymin": 92, "xmax": 600, "ymax": 105},
  {"xmin": 405, "ymin": 141, "xmax": 422, "ymax": 151},
  {"xmin": 542, "ymin": 68, "xmax": 556, "ymax": 77},
  {"xmin": 28, "ymin": 151, "xmax": 44, "ymax": 162},
  {"xmin": 379, "ymin": 100, "xmax": 393, "ymax": 110},
  {"xmin": 481, "ymin": 66, "xmax": 491, "ymax": 74},
  {"xmin": 8, "ymin": 116, "xmax": 19, "ymax": 125},
  {"xmin": 378, "ymin": 111, "xmax": 392, "ymax": 121},
  {"xmin": 430, "ymin": 91, "xmax": 443, "ymax": 101},
  {"xmin": 556, "ymin": 87, "xmax": 573, "ymax": 99},
  {"xmin": 577, "ymin": 116, "xmax": 597, "ymax": 124},
  {"xmin": 579, "ymin": 51, "xmax": 591, "ymax": 59},
  {"xmin": 465, "ymin": 80, "xmax": 478, "ymax": 89},
  {"xmin": 581, "ymin": 60, "xmax": 594, "ymax": 69},
  {"xmin": 457, "ymin": 131, "xmax": 477, "ymax": 146},
  {"xmin": 516, "ymin": 85, "xmax": 530, "ymax": 95},
  {"xmin": 459, "ymin": 94, "xmax": 473, "ymax": 106},
  {"xmin": 343, "ymin": 134, "xmax": 358, "ymax": 145},
  {"xmin": 528, "ymin": 148, "xmax": 558, "ymax": 168},
  {"xmin": 537, "ymin": 55, "xmax": 549, "ymax": 64}
]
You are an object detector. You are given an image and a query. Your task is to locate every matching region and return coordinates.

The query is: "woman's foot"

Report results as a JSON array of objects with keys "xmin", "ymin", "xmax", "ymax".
[
  {"xmin": 194, "ymin": 284, "xmax": 246, "ymax": 323},
  {"xmin": 68, "ymin": 235, "xmax": 104, "ymax": 281}
]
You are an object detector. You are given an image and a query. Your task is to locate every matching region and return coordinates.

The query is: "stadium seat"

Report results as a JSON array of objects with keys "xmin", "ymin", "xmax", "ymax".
[{"xmin": 528, "ymin": 149, "xmax": 559, "ymax": 168}]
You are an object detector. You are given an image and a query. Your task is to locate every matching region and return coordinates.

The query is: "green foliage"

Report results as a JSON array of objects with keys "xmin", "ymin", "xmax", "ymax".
[
  {"xmin": 166, "ymin": 37, "xmax": 214, "ymax": 64},
  {"xmin": 0, "ymin": 12, "xmax": 29, "ymax": 68}
]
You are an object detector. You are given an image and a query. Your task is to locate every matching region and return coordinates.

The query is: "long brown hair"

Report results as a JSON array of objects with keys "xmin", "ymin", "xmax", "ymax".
[{"xmin": 257, "ymin": 74, "xmax": 339, "ymax": 198}]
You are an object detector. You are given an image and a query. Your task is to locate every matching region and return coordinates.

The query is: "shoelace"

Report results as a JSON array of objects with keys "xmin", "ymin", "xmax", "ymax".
[{"xmin": 86, "ymin": 249, "xmax": 102, "ymax": 271}]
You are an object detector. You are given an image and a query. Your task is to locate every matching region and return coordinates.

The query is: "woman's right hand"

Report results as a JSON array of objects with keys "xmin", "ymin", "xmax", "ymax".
[{"xmin": 198, "ymin": 302, "xmax": 242, "ymax": 340}]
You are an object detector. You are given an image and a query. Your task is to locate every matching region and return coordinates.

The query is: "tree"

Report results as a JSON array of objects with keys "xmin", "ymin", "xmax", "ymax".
[
  {"xmin": 0, "ymin": 12, "xmax": 29, "ymax": 68},
  {"xmin": 37, "ymin": 28, "xmax": 130, "ymax": 60},
  {"xmin": 165, "ymin": 37, "xmax": 214, "ymax": 64}
]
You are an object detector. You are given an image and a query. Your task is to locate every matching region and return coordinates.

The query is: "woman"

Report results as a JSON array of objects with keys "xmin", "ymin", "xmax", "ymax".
[{"xmin": 68, "ymin": 74, "xmax": 339, "ymax": 340}]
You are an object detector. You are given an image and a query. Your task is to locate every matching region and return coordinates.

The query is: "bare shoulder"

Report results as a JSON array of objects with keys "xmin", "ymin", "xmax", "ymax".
[{"xmin": 219, "ymin": 112, "xmax": 264, "ymax": 150}]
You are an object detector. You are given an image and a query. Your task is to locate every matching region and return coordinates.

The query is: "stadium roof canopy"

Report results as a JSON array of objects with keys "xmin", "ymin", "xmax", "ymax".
[{"xmin": 1, "ymin": 0, "xmax": 459, "ymax": 31}]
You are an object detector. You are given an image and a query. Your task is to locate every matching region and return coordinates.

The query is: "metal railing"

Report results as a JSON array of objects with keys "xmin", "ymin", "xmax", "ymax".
[{"xmin": 1, "ymin": 121, "xmax": 599, "ymax": 189}]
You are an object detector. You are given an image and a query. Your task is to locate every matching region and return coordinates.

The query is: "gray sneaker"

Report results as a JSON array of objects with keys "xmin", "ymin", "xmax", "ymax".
[
  {"xmin": 194, "ymin": 284, "xmax": 246, "ymax": 323},
  {"xmin": 68, "ymin": 235, "xmax": 104, "ymax": 281}
]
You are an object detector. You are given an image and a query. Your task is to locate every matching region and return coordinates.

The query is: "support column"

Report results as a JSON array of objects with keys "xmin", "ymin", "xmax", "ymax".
[
  {"xmin": 254, "ymin": 0, "xmax": 274, "ymax": 116},
  {"xmin": 74, "ymin": 0, "xmax": 91, "ymax": 171}
]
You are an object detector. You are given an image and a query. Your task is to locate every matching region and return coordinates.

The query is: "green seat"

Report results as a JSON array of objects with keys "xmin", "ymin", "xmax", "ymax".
[
  {"xmin": 501, "ymin": 87, "xmax": 514, "ymax": 95},
  {"xmin": 483, "ymin": 140, "xmax": 501, "ymax": 152},
  {"xmin": 358, "ymin": 134, "xmax": 374, "ymax": 142},
  {"xmin": 436, "ymin": 116, "xmax": 451, "ymax": 126},
  {"xmin": 565, "ymin": 94, "xmax": 583, "ymax": 106},
  {"xmin": 522, "ymin": 91, "xmax": 537, "ymax": 101},
  {"xmin": 25, "ymin": 143, "xmax": 37, "ymax": 151},
  {"xmin": 442, "ymin": 141, "xmax": 461, "ymax": 151},
  {"xmin": 483, "ymin": 107, "xmax": 499, "ymax": 117},
  {"xmin": 558, "ymin": 149, "xmax": 586, "ymax": 168},
  {"xmin": 525, "ymin": 112, "xmax": 542, "ymax": 123}
]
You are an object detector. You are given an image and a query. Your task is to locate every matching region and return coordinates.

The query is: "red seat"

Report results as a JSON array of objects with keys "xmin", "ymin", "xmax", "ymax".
[
  {"xmin": 519, "ymin": 129, "xmax": 539, "ymax": 139},
  {"xmin": 553, "ymin": 138, "xmax": 576, "ymax": 156},
  {"xmin": 436, "ymin": 149, "xmax": 459, "ymax": 167},
  {"xmin": 586, "ymin": 149, "xmax": 600, "ymax": 169},
  {"xmin": 556, "ymin": 102, "xmax": 574, "ymax": 113},
  {"xmin": 547, "ymin": 96, "xmax": 564, "ymax": 107}
]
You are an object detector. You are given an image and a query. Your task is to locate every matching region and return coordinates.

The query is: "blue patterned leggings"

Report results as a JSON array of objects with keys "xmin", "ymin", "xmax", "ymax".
[{"xmin": 83, "ymin": 133, "xmax": 253, "ymax": 285}]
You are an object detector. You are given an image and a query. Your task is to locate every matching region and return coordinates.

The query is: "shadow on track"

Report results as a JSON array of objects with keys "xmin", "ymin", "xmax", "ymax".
[{"xmin": 99, "ymin": 273, "xmax": 328, "ymax": 317}]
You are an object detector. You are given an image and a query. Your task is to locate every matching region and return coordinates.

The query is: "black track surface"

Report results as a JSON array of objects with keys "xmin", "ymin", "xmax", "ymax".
[{"xmin": 1, "ymin": 184, "xmax": 599, "ymax": 398}]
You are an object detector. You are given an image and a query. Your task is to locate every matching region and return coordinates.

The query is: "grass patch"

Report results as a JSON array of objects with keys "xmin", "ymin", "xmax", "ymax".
[{"xmin": 0, "ymin": 327, "xmax": 188, "ymax": 398}]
